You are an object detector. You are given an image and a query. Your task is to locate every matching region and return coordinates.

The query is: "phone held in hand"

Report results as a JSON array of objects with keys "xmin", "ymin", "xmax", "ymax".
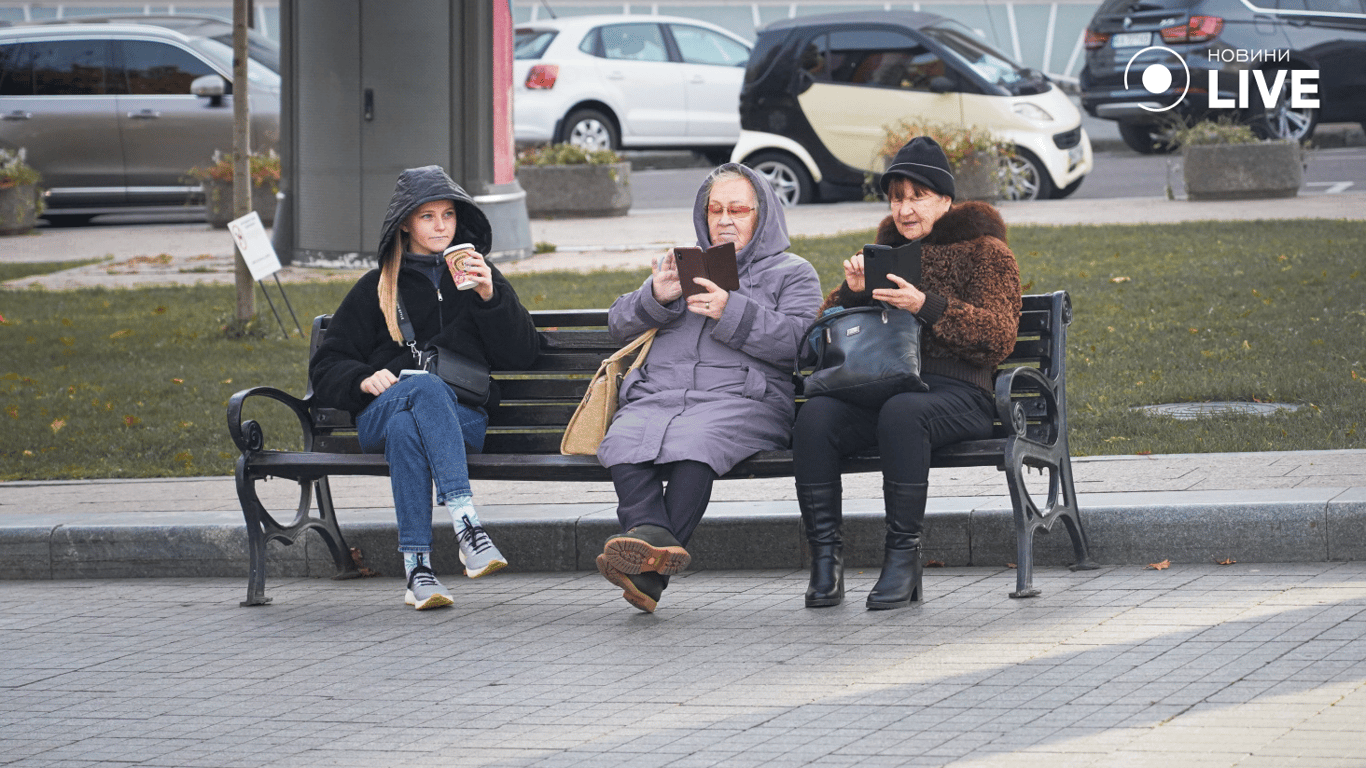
[
  {"xmin": 673, "ymin": 241, "xmax": 740, "ymax": 297},
  {"xmin": 443, "ymin": 243, "xmax": 479, "ymax": 291},
  {"xmin": 863, "ymin": 241, "xmax": 922, "ymax": 292}
]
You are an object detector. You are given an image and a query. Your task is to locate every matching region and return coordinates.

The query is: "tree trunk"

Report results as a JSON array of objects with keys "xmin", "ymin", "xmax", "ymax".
[{"xmin": 232, "ymin": 0, "xmax": 255, "ymax": 323}]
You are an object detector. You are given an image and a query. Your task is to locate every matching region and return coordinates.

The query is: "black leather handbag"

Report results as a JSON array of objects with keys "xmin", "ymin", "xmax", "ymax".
[
  {"xmin": 395, "ymin": 295, "xmax": 491, "ymax": 407},
  {"xmin": 800, "ymin": 304, "xmax": 928, "ymax": 407}
]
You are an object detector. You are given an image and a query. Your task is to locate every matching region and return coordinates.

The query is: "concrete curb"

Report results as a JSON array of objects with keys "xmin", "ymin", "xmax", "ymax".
[{"xmin": 3, "ymin": 489, "xmax": 1362, "ymax": 585}]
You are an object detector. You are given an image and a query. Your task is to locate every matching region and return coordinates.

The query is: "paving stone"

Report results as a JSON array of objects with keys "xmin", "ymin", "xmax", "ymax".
[{"xmin": 2, "ymin": 565, "xmax": 1366, "ymax": 767}]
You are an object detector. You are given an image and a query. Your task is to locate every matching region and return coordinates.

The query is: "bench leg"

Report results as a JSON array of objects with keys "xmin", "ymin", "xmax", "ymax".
[
  {"xmin": 237, "ymin": 457, "xmax": 274, "ymax": 607},
  {"xmin": 236, "ymin": 463, "xmax": 359, "ymax": 606},
  {"xmin": 313, "ymin": 477, "xmax": 362, "ymax": 581},
  {"xmin": 1002, "ymin": 442, "xmax": 1098, "ymax": 599}
]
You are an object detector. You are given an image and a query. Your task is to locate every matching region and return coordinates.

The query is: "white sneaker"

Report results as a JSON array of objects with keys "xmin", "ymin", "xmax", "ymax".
[
  {"xmin": 456, "ymin": 513, "xmax": 508, "ymax": 578},
  {"xmin": 404, "ymin": 565, "xmax": 453, "ymax": 610}
]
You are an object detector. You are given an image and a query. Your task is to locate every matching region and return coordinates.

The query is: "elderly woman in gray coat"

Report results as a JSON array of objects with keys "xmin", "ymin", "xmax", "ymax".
[{"xmin": 595, "ymin": 164, "xmax": 822, "ymax": 612}]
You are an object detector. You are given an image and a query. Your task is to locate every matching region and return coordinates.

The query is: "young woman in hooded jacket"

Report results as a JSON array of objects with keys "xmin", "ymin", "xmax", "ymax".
[
  {"xmin": 594, "ymin": 164, "xmax": 823, "ymax": 613},
  {"xmin": 792, "ymin": 137, "xmax": 1022, "ymax": 611},
  {"xmin": 310, "ymin": 166, "xmax": 540, "ymax": 610}
]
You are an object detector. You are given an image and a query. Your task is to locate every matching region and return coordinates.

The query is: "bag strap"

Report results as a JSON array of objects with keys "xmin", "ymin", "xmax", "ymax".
[
  {"xmin": 608, "ymin": 327, "xmax": 657, "ymax": 368},
  {"xmin": 394, "ymin": 293, "xmax": 422, "ymax": 366}
]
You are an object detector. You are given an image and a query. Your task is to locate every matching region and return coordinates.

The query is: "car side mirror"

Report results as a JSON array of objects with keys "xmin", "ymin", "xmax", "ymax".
[
  {"xmin": 929, "ymin": 76, "xmax": 955, "ymax": 94},
  {"xmin": 191, "ymin": 74, "xmax": 227, "ymax": 107}
]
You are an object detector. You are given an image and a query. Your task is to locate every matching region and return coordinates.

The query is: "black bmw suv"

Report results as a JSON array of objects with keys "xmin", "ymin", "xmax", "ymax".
[{"xmin": 1080, "ymin": 0, "xmax": 1366, "ymax": 153}]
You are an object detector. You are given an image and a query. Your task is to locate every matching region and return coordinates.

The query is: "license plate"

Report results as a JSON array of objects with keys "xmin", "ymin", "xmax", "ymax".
[{"xmin": 1111, "ymin": 32, "xmax": 1150, "ymax": 48}]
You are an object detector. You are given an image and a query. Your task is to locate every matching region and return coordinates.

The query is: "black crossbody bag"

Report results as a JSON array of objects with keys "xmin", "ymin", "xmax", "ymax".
[{"xmin": 395, "ymin": 294, "xmax": 491, "ymax": 407}]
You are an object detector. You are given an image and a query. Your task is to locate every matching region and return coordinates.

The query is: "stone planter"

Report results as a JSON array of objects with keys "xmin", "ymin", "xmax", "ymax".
[
  {"xmin": 1183, "ymin": 141, "xmax": 1302, "ymax": 201},
  {"xmin": 203, "ymin": 178, "xmax": 278, "ymax": 228},
  {"xmin": 518, "ymin": 162, "xmax": 631, "ymax": 218},
  {"xmin": 0, "ymin": 183, "xmax": 40, "ymax": 236},
  {"xmin": 951, "ymin": 153, "xmax": 1001, "ymax": 202}
]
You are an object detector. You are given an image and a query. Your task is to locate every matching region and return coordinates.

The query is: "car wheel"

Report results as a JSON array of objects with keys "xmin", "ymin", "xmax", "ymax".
[
  {"xmin": 998, "ymin": 148, "xmax": 1053, "ymax": 201},
  {"xmin": 559, "ymin": 108, "xmax": 618, "ymax": 151},
  {"xmin": 1250, "ymin": 70, "xmax": 1317, "ymax": 143},
  {"xmin": 744, "ymin": 151, "xmax": 814, "ymax": 207},
  {"xmin": 1051, "ymin": 175, "xmax": 1084, "ymax": 199},
  {"xmin": 1118, "ymin": 122, "xmax": 1178, "ymax": 155}
]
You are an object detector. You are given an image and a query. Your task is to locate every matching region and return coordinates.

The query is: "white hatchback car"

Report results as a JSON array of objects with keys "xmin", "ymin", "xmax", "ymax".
[{"xmin": 514, "ymin": 15, "xmax": 752, "ymax": 153}]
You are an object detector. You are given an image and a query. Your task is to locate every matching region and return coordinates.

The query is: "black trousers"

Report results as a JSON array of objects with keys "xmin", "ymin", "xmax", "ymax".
[
  {"xmin": 792, "ymin": 374, "xmax": 995, "ymax": 486},
  {"xmin": 609, "ymin": 460, "xmax": 718, "ymax": 546}
]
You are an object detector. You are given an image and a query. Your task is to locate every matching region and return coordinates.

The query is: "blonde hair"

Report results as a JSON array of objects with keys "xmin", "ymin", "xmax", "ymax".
[{"xmin": 377, "ymin": 236, "xmax": 405, "ymax": 343}]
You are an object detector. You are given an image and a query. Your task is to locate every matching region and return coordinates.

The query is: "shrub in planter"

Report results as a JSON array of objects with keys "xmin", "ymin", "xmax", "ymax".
[
  {"xmin": 0, "ymin": 148, "xmax": 43, "ymax": 236},
  {"xmin": 1176, "ymin": 120, "xmax": 1302, "ymax": 201},
  {"xmin": 516, "ymin": 143, "xmax": 631, "ymax": 218},
  {"xmin": 878, "ymin": 120, "xmax": 1013, "ymax": 202},
  {"xmin": 187, "ymin": 149, "xmax": 281, "ymax": 228}
]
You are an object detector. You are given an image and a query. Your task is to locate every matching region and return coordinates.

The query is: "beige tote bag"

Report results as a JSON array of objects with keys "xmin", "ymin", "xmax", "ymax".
[{"xmin": 559, "ymin": 328, "xmax": 658, "ymax": 456}]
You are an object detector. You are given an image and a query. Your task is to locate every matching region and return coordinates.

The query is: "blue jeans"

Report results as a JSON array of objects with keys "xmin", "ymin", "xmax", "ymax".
[{"xmin": 356, "ymin": 373, "xmax": 488, "ymax": 553}]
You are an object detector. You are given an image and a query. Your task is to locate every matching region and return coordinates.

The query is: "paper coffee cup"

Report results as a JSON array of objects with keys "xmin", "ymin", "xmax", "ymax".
[{"xmin": 443, "ymin": 243, "xmax": 478, "ymax": 290}]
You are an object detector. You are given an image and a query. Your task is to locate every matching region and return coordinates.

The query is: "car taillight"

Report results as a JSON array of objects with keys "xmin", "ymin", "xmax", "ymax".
[
  {"xmin": 1084, "ymin": 29, "xmax": 1110, "ymax": 50},
  {"xmin": 1159, "ymin": 16, "xmax": 1223, "ymax": 44},
  {"xmin": 525, "ymin": 64, "xmax": 558, "ymax": 90}
]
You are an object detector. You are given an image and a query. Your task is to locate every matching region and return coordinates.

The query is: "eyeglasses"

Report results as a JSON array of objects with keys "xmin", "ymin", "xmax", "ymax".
[
  {"xmin": 706, "ymin": 203, "xmax": 755, "ymax": 218},
  {"xmin": 888, "ymin": 190, "xmax": 940, "ymax": 206}
]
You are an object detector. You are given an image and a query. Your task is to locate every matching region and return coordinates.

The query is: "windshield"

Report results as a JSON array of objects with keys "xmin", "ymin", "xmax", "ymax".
[
  {"xmin": 194, "ymin": 37, "xmax": 280, "ymax": 88},
  {"xmin": 209, "ymin": 33, "xmax": 281, "ymax": 73},
  {"xmin": 515, "ymin": 29, "xmax": 557, "ymax": 60},
  {"xmin": 921, "ymin": 20, "xmax": 1048, "ymax": 95}
]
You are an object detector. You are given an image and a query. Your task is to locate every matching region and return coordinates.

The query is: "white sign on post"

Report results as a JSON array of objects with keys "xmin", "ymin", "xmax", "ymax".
[{"xmin": 226, "ymin": 210, "xmax": 283, "ymax": 281}]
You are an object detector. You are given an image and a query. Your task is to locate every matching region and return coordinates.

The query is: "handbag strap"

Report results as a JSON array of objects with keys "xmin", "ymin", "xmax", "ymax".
[
  {"xmin": 612, "ymin": 327, "xmax": 657, "ymax": 371},
  {"xmin": 394, "ymin": 293, "xmax": 423, "ymax": 365}
]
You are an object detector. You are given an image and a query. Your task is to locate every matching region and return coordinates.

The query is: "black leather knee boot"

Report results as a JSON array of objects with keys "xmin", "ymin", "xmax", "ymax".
[
  {"xmin": 866, "ymin": 480, "xmax": 927, "ymax": 610},
  {"xmin": 796, "ymin": 482, "xmax": 843, "ymax": 607}
]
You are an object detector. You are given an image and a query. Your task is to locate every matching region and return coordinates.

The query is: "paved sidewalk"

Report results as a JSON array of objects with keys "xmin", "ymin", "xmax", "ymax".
[
  {"xmin": 3, "ymin": 564, "xmax": 1365, "ymax": 767},
  {"xmin": 1, "ymin": 450, "xmax": 1363, "ymax": 585}
]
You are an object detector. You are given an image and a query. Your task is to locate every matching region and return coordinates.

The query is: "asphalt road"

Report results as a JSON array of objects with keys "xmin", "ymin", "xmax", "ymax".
[
  {"xmin": 34, "ymin": 145, "xmax": 1366, "ymax": 230},
  {"xmin": 626, "ymin": 146, "xmax": 1366, "ymax": 211}
]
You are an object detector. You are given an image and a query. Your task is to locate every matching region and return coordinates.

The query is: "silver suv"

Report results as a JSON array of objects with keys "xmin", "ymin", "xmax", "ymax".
[{"xmin": 0, "ymin": 22, "xmax": 279, "ymax": 223}]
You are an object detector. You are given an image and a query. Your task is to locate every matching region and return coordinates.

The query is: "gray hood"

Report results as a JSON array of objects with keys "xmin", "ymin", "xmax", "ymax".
[{"xmin": 690, "ymin": 163, "xmax": 791, "ymax": 269}]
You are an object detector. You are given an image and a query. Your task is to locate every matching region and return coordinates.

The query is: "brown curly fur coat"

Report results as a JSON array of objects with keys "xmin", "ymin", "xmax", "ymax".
[{"xmin": 820, "ymin": 200, "xmax": 1021, "ymax": 391}]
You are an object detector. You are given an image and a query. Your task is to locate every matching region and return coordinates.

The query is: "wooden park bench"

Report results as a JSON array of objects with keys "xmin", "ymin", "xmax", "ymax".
[{"xmin": 227, "ymin": 290, "xmax": 1097, "ymax": 606}]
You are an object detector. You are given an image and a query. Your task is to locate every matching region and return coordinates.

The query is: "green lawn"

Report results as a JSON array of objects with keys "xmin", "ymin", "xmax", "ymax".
[{"xmin": 2, "ymin": 218, "xmax": 1363, "ymax": 480}]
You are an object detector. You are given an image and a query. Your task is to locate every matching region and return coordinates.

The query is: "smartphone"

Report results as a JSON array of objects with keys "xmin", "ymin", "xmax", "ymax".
[{"xmin": 862, "ymin": 241, "xmax": 922, "ymax": 292}]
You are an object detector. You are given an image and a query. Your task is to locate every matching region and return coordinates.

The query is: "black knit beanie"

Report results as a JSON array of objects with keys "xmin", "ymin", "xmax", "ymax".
[{"xmin": 880, "ymin": 136, "xmax": 955, "ymax": 200}]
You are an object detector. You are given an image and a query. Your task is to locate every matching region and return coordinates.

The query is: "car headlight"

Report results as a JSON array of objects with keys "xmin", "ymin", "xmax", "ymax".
[{"xmin": 1013, "ymin": 102, "xmax": 1053, "ymax": 122}]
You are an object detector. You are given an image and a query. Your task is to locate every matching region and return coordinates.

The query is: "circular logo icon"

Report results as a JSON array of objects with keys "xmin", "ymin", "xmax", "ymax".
[{"xmin": 1123, "ymin": 46, "xmax": 1190, "ymax": 112}]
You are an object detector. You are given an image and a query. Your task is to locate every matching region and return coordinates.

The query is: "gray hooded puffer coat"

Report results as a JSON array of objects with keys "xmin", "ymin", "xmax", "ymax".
[{"xmin": 597, "ymin": 164, "xmax": 823, "ymax": 475}]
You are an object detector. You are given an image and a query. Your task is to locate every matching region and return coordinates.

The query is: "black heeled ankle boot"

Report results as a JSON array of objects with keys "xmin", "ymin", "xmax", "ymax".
[
  {"xmin": 866, "ymin": 480, "xmax": 927, "ymax": 610},
  {"xmin": 796, "ymin": 482, "xmax": 844, "ymax": 607}
]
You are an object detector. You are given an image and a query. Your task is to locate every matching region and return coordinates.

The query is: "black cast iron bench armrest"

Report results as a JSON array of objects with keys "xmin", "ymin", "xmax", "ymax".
[{"xmin": 227, "ymin": 386, "xmax": 316, "ymax": 455}]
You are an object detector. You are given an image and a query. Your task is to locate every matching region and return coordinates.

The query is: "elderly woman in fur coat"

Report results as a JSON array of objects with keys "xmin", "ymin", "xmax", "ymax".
[{"xmin": 792, "ymin": 137, "xmax": 1022, "ymax": 611}]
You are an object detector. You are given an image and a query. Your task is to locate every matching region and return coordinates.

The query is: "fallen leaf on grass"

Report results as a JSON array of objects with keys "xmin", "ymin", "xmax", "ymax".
[
  {"xmin": 109, "ymin": 329, "xmax": 133, "ymax": 339},
  {"xmin": 1146, "ymin": 559, "xmax": 1170, "ymax": 570},
  {"xmin": 50, "ymin": 418, "xmax": 65, "ymax": 434},
  {"xmin": 1218, "ymin": 558, "xmax": 1237, "ymax": 566},
  {"xmin": 1110, "ymin": 276, "xmax": 1131, "ymax": 283}
]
